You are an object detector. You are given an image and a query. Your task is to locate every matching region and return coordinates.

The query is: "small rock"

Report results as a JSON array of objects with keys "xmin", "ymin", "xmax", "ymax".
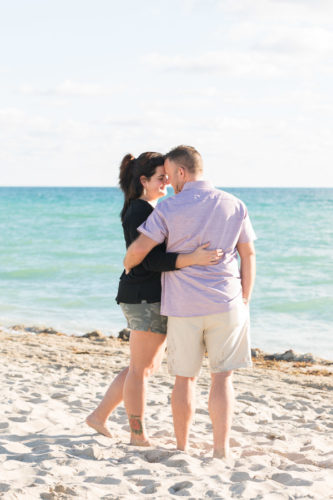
[
  {"xmin": 251, "ymin": 348, "xmax": 263, "ymax": 359},
  {"xmin": 264, "ymin": 349, "xmax": 297, "ymax": 362},
  {"xmin": 118, "ymin": 328, "xmax": 130, "ymax": 341},
  {"xmin": 297, "ymin": 353, "xmax": 316, "ymax": 363},
  {"xmin": 82, "ymin": 330, "xmax": 105, "ymax": 339},
  {"xmin": 41, "ymin": 328, "xmax": 63, "ymax": 335},
  {"xmin": 10, "ymin": 324, "xmax": 26, "ymax": 331},
  {"xmin": 264, "ymin": 349, "xmax": 316, "ymax": 363},
  {"xmin": 277, "ymin": 349, "xmax": 297, "ymax": 361},
  {"xmin": 25, "ymin": 326, "xmax": 48, "ymax": 334}
]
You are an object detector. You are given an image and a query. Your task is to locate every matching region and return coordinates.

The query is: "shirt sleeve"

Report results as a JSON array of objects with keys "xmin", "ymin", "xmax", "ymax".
[
  {"xmin": 126, "ymin": 207, "xmax": 152, "ymax": 244},
  {"xmin": 137, "ymin": 207, "xmax": 168, "ymax": 244},
  {"xmin": 142, "ymin": 243, "xmax": 179, "ymax": 272},
  {"xmin": 126, "ymin": 205, "xmax": 178, "ymax": 272},
  {"xmin": 237, "ymin": 208, "xmax": 257, "ymax": 244}
]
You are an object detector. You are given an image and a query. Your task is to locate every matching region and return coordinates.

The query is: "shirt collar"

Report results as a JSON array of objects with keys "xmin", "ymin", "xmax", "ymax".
[{"xmin": 181, "ymin": 180, "xmax": 214, "ymax": 192}]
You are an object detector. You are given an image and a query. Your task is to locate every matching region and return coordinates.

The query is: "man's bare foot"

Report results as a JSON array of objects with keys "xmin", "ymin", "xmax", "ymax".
[
  {"xmin": 86, "ymin": 414, "xmax": 112, "ymax": 438},
  {"xmin": 176, "ymin": 447, "xmax": 189, "ymax": 454},
  {"xmin": 213, "ymin": 448, "xmax": 232, "ymax": 462}
]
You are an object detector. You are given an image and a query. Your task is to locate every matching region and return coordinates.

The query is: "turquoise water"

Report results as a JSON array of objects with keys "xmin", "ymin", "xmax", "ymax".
[{"xmin": 0, "ymin": 187, "xmax": 332, "ymax": 359}]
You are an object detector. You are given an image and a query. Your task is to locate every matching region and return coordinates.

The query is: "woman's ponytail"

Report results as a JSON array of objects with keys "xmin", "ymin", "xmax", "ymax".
[
  {"xmin": 118, "ymin": 151, "xmax": 164, "ymax": 222},
  {"xmin": 119, "ymin": 154, "xmax": 136, "ymax": 221}
]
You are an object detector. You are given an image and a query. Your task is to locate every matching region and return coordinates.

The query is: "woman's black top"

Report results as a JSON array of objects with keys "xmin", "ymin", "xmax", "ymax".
[{"xmin": 116, "ymin": 199, "xmax": 179, "ymax": 304}]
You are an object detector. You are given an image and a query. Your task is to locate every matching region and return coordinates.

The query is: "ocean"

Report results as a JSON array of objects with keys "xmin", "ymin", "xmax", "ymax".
[{"xmin": 0, "ymin": 187, "xmax": 332, "ymax": 359}]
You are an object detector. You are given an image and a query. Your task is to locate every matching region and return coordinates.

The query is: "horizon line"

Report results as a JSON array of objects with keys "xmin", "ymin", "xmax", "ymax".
[{"xmin": 0, "ymin": 185, "xmax": 332, "ymax": 189}]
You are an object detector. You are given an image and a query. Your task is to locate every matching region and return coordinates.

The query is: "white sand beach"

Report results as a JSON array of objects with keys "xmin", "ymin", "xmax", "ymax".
[{"xmin": 0, "ymin": 328, "xmax": 332, "ymax": 499}]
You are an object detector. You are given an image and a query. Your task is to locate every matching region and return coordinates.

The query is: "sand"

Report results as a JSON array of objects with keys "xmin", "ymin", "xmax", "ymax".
[{"xmin": 0, "ymin": 328, "xmax": 332, "ymax": 499}]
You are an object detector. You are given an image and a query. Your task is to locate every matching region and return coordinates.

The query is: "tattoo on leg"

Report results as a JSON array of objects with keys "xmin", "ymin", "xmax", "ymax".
[{"xmin": 129, "ymin": 415, "xmax": 143, "ymax": 435}]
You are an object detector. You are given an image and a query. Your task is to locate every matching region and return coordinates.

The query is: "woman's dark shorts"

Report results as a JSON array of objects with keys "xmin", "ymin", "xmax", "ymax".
[{"xmin": 119, "ymin": 301, "xmax": 167, "ymax": 335}]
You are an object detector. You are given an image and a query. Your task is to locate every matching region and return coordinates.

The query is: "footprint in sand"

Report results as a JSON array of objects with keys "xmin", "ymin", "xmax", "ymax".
[
  {"xmin": 168, "ymin": 480, "xmax": 193, "ymax": 494},
  {"xmin": 124, "ymin": 468, "xmax": 152, "ymax": 476},
  {"xmin": 232, "ymin": 425, "xmax": 249, "ymax": 433},
  {"xmin": 143, "ymin": 449, "xmax": 176, "ymax": 463},
  {"xmin": 8, "ymin": 416, "xmax": 26, "ymax": 423},
  {"xmin": 196, "ymin": 408, "xmax": 208, "ymax": 415},
  {"xmin": 229, "ymin": 483, "xmax": 247, "ymax": 496},
  {"xmin": 230, "ymin": 471, "xmax": 251, "ymax": 482},
  {"xmin": 50, "ymin": 392, "xmax": 67, "ymax": 399},
  {"xmin": 249, "ymin": 463, "xmax": 266, "ymax": 471},
  {"xmin": 0, "ymin": 484, "xmax": 10, "ymax": 493},
  {"xmin": 230, "ymin": 438, "xmax": 242, "ymax": 448},
  {"xmin": 205, "ymin": 489, "xmax": 225, "ymax": 499},
  {"xmin": 70, "ymin": 444, "xmax": 106, "ymax": 460},
  {"xmin": 84, "ymin": 476, "xmax": 121, "ymax": 485},
  {"xmin": 272, "ymin": 472, "xmax": 313, "ymax": 486},
  {"xmin": 241, "ymin": 448, "xmax": 266, "ymax": 458},
  {"xmin": 151, "ymin": 430, "xmax": 173, "ymax": 438},
  {"xmin": 165, "ymin": 458, "xmax": 191, "ymax": 470},
  {"xmin": 141, "ymin": 483, "xmax": 159, "ymax": 495}
]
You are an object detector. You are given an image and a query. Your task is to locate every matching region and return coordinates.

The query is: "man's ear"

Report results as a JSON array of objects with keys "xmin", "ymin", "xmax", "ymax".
[{"xmin": 179, "ymin": 167, "xmax": 185, "ymax": 179}]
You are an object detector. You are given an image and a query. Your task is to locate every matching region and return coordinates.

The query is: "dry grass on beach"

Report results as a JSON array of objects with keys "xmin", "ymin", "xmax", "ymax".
[{"xmin": 0, "ymin": 328, "xmax": 332, "ymax": 499}]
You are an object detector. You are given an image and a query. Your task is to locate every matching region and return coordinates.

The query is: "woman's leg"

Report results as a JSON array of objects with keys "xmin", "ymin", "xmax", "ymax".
[
  {"xmin": 86, "ymin": 366, "xmax": 129, "ymax": 437},
  {"xmin": 123, "ymin": 330, "xmax": 166, "ymax": 445},
  {"xmin": 86, "ymin": 329, "xmax": 165, "ymax": 440}
]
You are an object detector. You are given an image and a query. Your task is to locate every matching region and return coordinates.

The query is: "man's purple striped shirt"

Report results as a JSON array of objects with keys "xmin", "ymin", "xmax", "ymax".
[{"xmin": 138, "ymin": 180, "xmax": 257, "ymax": 317}]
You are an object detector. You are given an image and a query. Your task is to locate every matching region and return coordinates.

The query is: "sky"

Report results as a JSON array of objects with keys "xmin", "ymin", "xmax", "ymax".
[{"xmin": 0, "ymin": 0, "xmax": 332, "ymax": 187}]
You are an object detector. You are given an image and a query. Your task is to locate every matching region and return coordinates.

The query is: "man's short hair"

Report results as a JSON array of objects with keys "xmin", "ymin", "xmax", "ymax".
[{"xmin": 165, "ymin": 145, "xmax": 203, "ymax": 174}]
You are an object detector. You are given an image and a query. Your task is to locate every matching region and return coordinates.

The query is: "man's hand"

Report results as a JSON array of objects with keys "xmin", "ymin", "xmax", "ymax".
[{"xmin": 124, "ymin": 234, "xmax": 159, "ymax": 274}]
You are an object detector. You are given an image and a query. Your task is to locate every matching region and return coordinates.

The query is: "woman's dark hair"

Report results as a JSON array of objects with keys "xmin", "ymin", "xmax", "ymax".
[{"xmin": 119, "ymin": 152, "xmax": 165, "ymax": 221}]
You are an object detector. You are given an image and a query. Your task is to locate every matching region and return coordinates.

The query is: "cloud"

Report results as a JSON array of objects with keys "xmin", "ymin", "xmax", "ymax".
[
  {"xmin": 0, "ymin": 107, "xmax": 51, "ymax": 131},
  {"xmin": 252, "ymin": 25, "xmax": 333, "ymax": 54},
  {"xmin": 143, "ymin": 51, "xmax": 283, "ymax": 77},
  {"xmin": 143, "ymin": 20, "xmax": 333, "ymax": 79},
  {"xmin": 17, "ymin": 80, "xmax": 119, "ymax": 97},
  {"xmin": 104, "ymin": 118, "xmax": 142, "ymax": 128},
  {"xmin": 218, "ymin": 0, "xmax": 333, "ymax": 18}
]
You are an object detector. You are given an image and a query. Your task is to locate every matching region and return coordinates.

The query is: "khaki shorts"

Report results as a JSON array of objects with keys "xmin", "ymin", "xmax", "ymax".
[{"xmin": 167, "ymin": 304, "xmax": 252, "ymax": 376}]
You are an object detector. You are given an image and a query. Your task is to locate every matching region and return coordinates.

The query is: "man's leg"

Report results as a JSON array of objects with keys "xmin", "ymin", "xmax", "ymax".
[
  {"xmin": 208, "ymin": 370, "xmax": 234, "ymax": 458},
  {"xmin": 205, "ymin": 307, "xmax": 251, "ymax": 458},
  {"xmin": 167, "ymin": 315, "xmax": 204, "ymax": 451},
  {"xmin": 171, "ymin": 375, "xmax": 197, "ymax": 451}
]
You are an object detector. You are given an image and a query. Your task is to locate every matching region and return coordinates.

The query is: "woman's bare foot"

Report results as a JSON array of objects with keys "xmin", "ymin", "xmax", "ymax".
[
  {"xmin": 86, "ymin": 414, "xmax": 112, "ymax": 438},
  {"xmin": 128, "ymin": 415, "xmax": 150, "ymax": 446},
  {"xmin": 130, "ymin": 436, "xmax": 151, "ymax": 447}
]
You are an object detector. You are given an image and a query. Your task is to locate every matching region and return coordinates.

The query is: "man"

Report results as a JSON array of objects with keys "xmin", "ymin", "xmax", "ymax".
[{"xmin": 124, "ymin": 145, "xmax": 256, "ymax": 459}]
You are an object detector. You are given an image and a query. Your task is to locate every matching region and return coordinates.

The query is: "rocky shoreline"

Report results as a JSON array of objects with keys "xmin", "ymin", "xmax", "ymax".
[{"xmin": 2, "ymin": 323, "xmax": 332, "ymax": 367}]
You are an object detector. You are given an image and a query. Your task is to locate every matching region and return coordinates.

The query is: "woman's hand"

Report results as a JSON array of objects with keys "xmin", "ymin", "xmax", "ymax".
[
  {"xmin": 175, "ymin": 243, "xmax": 223, "ymax": 269},
  {"xmin": 191, "ymin": 243, "xmax": 223, "ymax": 266}
]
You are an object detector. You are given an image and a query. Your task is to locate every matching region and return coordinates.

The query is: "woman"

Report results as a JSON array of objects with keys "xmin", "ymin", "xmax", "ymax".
[{"xmin": 86, "ymin": 152, "xmax": 221, "ymax": 446}]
